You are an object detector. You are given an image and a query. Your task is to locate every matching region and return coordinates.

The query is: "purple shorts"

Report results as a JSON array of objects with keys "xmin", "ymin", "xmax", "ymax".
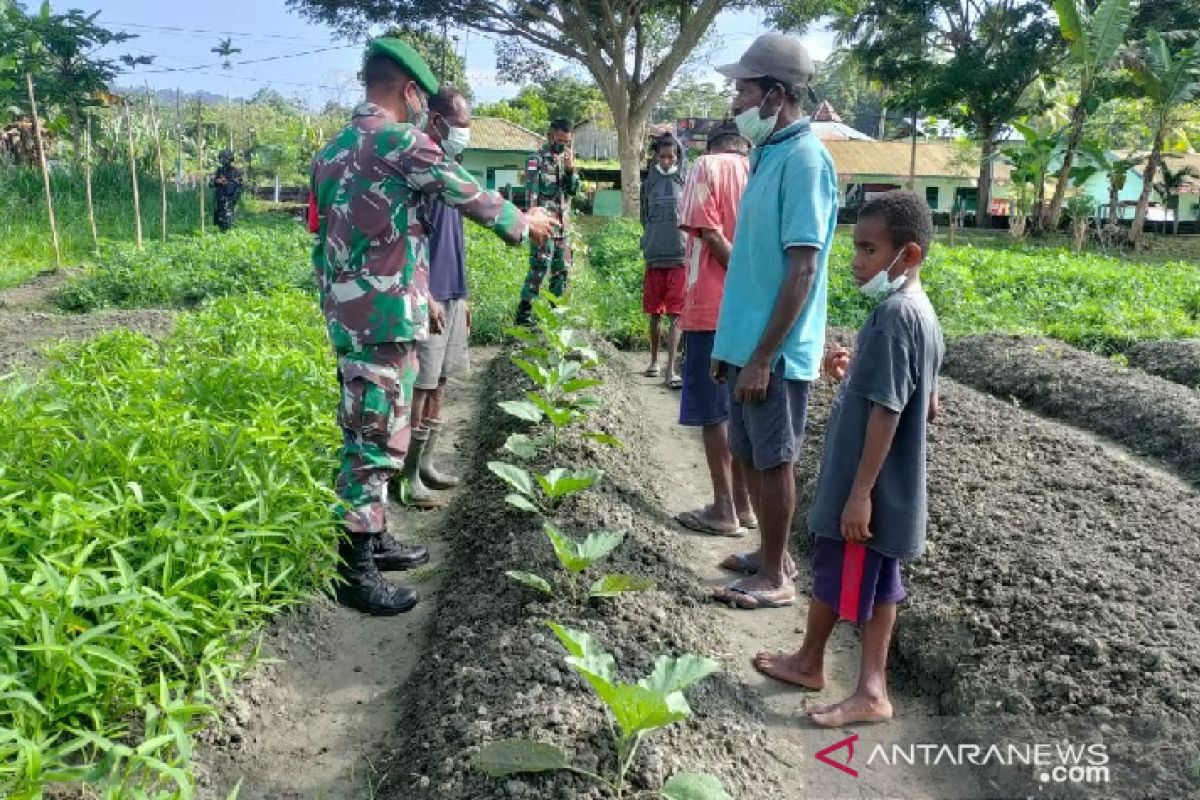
[
  {"xmin": 812, "ymin": 537, "xmax": 906, "ymax": 623},
  {"xmin": 679, "ymin": 331, "xmax": 729, "ymax": 427}
]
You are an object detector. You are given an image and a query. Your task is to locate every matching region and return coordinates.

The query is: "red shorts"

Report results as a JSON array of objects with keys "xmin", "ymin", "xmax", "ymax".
[{"xmin": 643, "ymin": 266, "xmax": 686, "ymax": 316}]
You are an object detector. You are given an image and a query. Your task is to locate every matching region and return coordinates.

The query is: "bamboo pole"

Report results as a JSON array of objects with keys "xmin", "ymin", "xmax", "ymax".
[
  {"xmin": 26, "ymin": 73, "xmax": 62, "ymax": 269},
  {"xmin": 124, "ymin": 99, "xmax": 144, "ymax": 250},
  {"xmin": 84, "ymin": 114, "xmax": 99, "ymax": 252},
  {"xmin": 145, "ymin": 84, "xmax": 168, "ymax": 242},
  {"xmin": 198, "ymin": 102, "xmax": 206, "ymax": 235}
]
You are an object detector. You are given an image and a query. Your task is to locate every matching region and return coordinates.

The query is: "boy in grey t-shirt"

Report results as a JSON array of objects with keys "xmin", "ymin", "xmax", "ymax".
[{"xmin": 751, "ymin": 191, "xmax": 944, "ymax": 728}]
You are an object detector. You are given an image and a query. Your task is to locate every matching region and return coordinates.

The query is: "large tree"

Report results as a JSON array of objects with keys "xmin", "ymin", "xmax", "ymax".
[
  {"xmin": 286, "ymin": 0, "xmax": 762, "ymax": 214},
  {"xmin": 653, "ymin": 74, "xmax": 730, "ymax": 122},
  {"xmin": 777, "ymin": 0, "xmax": 1063, "ymax": 226}
]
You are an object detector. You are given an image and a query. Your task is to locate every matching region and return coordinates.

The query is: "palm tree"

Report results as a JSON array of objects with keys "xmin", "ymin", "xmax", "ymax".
[
  {"xmin": 1153, "ymin": 161, "xmax": 1200, "ymax": 235},
  {"xmin": 1043, "ymin": 0, "xmax": 1134, "ymax": 231},
  {"xmin": 1129, "ymin": 31, "xmax": 1200, "ymax": 242},
  {"xmin": 1075, "ymin": 143, "xmax": 1143, "ymax": 226},
  {"xmin": 1001, "ymin": 121, "xmax": 1063, "ymax": 235},
  {"xmin": 212, "ymin": 38, "xmax": 242, "ymax": 71}
]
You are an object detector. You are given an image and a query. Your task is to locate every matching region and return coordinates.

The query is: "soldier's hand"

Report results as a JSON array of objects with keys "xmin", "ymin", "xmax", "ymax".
[
  {"xmin": 526, "ymin": 207, "xmax": 555, "ymax": 246},
  {"xmin": 563, "ymin": 149, "xmax": 575, "ymax": 172},
  {"xmin": 429, "ymin": 300, "xmax": 446, "ymax": 335}
]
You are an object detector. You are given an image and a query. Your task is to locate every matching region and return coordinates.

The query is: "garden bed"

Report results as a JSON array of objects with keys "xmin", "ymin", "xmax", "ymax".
[
  {"xmin": 373, "ymin": 349, "xmax": 782, "ymax": 799},
  {"xmin": 1125, "ymin": 339, "xmax": 1200, "ymax": 391},
  {"xmin": 944, "ymin": 334, "xmax": 1200, "ymax": 485}
]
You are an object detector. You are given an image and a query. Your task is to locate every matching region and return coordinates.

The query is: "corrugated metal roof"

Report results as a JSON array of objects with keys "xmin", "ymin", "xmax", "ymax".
[
  {"xmin": 467, "ymin": 117, "xmax": 543, "ymax": 153},
  {"xmin": 823, "ymin": 140, "xmax": 1011, "ymax": 183}
]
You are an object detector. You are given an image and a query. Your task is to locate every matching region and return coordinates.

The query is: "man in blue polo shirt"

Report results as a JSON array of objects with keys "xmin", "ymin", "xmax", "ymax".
[{"xmin": 710, "ymin": 33, "xmax": 839, "ymax": 610}]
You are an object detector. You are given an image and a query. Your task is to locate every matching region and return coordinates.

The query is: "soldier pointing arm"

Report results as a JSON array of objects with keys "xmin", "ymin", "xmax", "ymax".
[{"xmin": 310, "ymin": 38, "xmax": 553, "ymax": 616}]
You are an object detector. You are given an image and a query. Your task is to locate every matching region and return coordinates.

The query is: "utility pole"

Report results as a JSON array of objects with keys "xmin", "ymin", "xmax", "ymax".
[
  {"xmin": 440, "ymin": 17, "xmax": 449, "ymax": 81},
  {"xmin": 175, "ymin": 88, "xmax": 184, "ymax": 189},
  {"xmin": 907, "ymin": 108, "xmax": 918, "ymax": 191}
]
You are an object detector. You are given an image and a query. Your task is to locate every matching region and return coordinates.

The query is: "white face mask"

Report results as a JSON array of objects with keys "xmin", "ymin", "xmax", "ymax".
[
  {"xmin": 858, "ymin": 250, "xmax": 909, "ymax": 300},
  {"xmin": 656, "ymin": 163, "xmax": 678, "ymax": 176},
  {"xmin": 443, "ymin": 125, "xmax": 471, "ymax": 159},
  {"xmin": 734, "ymin": 90, "xmax": 780, "ymax": 146}
]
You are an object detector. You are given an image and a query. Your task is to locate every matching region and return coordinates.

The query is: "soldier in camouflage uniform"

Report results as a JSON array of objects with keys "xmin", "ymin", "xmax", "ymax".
[
  {"xmin": 311, "ymin": 39, "xmax": 554, "ymax": 616},
  {"xmin": 210, "ymin": 150, "xmax": 244, "ymax": 232},
  {"xmin": 515, "ymin": 118, "xmax": 581, "ymax": 325}
]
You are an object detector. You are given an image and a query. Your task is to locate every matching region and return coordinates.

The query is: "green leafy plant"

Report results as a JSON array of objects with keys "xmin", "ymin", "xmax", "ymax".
[
  {"xmin": 505, "ymin": 523, "xmax": 654, "ymax": 601},
  {"xmin": 473, "ymin": 623, "xmax": 727, "ymax": 799},
  {"xmin": 487, "ymin": 461, "xmax": 603, "ymax": 515},
  {"xmin": 0, "ymin": 290, "xmax": 339, "ymax": 797}
]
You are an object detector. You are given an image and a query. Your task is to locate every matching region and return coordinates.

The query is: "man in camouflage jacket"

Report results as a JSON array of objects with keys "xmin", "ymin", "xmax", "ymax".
[
  {"xmin": 310, "ymin": 38, "xmax": 553, "ymax": 616},
  {"xmin": 515, "ymin": 118, "xmax": 581, "ymax": 324},
  {"xmin": 210, "ymin": 150, "xmax": 244, "ymax": 232}
]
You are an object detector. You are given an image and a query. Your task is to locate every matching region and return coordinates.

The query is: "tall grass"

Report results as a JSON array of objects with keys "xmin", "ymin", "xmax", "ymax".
[
  {"xmin": 0, "ymin": 290, "xmax": 339, "ymax": 798},
  {"xmin": 0, "ymin": 164, "xmax": 204, "ymax": 288}
]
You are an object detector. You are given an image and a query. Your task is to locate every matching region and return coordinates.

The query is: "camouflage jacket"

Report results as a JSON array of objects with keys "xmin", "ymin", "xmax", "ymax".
[
  {"xmin": 524, "ymin": 143, "xmax": 581, "ymax": 225},
  {"xmin": 311, "ymin": 103, "xmax": 528, "ymax": 352},
  {"xmin": 210, "ymin": 165, "xmax": 243, "ymax": 199}
]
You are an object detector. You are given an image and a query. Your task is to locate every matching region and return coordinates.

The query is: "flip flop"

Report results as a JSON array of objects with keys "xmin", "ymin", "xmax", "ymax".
[
  {"xmin": 714, "ymin": 580, "xmax": 796, "ymax": 610},
  {"xmin": 644, "ymin": 365, "xmax": 662, "ymax": 378},
  {"xmin": 666, "ymin": 375, "xmax": 683, "ymax": 390},
  {"xmin": 739, "ymin": 513, "xmax": 759, "ymax": 530},
  {"xmin": 675, "ymin": 509, "xmax": 744, "ymax": 537},
  {"xmin": 719, "ymin": 551, "xmax": 799, "ymax": 580}
]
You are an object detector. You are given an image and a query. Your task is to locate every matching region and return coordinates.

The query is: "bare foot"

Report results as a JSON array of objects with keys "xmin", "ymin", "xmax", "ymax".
[
  {"xmin": 752, "ymin": 650, "xmax": 825, "ymax": 690},
  {"xmin": 808, "ymin": 694, "xmax": 894, "ymax": 728}
]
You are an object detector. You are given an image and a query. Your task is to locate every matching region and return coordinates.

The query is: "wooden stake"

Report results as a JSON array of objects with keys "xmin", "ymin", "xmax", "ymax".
[
  {"xmin": 197, "ymin": 102, "xmax": 206, "ymax": 235},
  {"xmin": 145, "ymin": 84, "xmax": 169, "ymax": 242},
  {"xmin": 84, "ymin": 114, "xmax": 99, "ymax": 252},
  {"xmin": 124, "ymin": 99, "xmax": 144, "ymax": 250},
  {"xmin": 26, "ymin": 73, "xmax": 61, "ymax": 269}
]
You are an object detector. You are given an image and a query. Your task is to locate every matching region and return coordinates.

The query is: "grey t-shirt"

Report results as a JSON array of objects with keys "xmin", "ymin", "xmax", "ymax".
[{"xmin": 807, "ymin": 288, "xmax": 944, "ymax": 560}]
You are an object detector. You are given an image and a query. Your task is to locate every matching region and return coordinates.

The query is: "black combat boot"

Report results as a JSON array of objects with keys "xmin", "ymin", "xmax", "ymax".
[
  {"xmin": 337, "ymin": 534, "xmax": 418, "ymax": 615},
  {"xmin": 373, "ymin": 531, "xmax": 429, "ymax": 571}
]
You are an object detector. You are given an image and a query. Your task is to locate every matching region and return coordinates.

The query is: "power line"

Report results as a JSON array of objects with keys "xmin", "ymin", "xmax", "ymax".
[
  {"xmin": 107, "ymin": 20, "xmax": 331, "ymax": 44},
  {"xmin": 134, "ymin": 44, "xmax": 360, "ymax": 75}
]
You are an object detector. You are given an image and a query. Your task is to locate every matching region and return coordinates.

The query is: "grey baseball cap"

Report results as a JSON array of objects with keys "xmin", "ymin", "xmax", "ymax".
[{"xmin": 716, "ymin": 33, "xmax": 815, "ymax": 88}]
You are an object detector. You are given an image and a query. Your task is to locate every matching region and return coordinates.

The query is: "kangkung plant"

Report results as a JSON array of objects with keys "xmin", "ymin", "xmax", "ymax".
[
  {"xmin": 473, "ymin": 624, "xmax": 728, "ymax": 800},
  {"xmin": 487, "ymin": 461, "xmax": 603, "ymax": 515},
  {"xmin": 506, "ymin": 523, "xmax": 654, "ymax": 602}
]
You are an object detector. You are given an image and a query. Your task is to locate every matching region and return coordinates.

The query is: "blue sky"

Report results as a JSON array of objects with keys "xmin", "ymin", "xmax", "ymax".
[{"xmin": 66, "ymin": 0, "xmax": 834, "ymax": 107}]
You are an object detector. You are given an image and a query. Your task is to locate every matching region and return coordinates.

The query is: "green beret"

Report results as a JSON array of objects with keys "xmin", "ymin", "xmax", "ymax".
[{"xmin": 365, "ymin": 37, "xmax": 439, "ymax": 95}]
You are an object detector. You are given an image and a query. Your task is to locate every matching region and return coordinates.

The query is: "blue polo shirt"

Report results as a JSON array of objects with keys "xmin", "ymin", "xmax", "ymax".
[{"xmin": 712, "ymin": 120, "xmax": 838, "ymax": 381}]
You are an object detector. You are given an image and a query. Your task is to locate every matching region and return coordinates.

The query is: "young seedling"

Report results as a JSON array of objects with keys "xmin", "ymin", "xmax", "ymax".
[
  {"xmin": 505, "ymin": 523, "xmax": 654, "ymax": 602},
  {"xmin": 472, "ymin": 624, "xmax": 728, "ymax": 800},
  {"xmin": 487, "ymin": 461, "xmax": 603, "ymax": 515}
]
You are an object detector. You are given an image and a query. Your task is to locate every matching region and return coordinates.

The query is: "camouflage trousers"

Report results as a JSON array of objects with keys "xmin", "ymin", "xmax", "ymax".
[
  {"xmin": 214, "ymin": 197, "xmax": 238, "ymax": 232},
  {"xmin": 516, "ymin": 237, "xmax": 571, "ymax": 322},
  {"xmin": 334, "ymin": 343, "xmax": 417, "ymax": 535}
]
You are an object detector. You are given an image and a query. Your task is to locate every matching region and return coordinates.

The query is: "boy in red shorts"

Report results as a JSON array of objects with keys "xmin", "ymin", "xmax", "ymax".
[
  {"xmin": 752, "ymin": 190, "xmax": 944, "ymax": 727},
  {"xmin": 640, "ymin": 136, "xmax": 687, "ymax": 388}
]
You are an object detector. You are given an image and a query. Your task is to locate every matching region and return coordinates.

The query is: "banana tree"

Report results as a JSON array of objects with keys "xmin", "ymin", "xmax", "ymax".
[
  {"xmin": 1153, "ymin": 161, "xmax": 1200, "ymax": 235},
  {"xmin": 1076, "ymin": 142, "xmax": 1143, "ymax": 226},
  {"xmin": 1000, "ymin": 121, "xmax": 1063, "ymax": 235},
  {"xmin": 1129, "ymin": 31, "xmax": 1200, "ymax": 242},
  {"xmin": 1044, "ymin": 0, "xmax": 1134, "ymax": 231}
]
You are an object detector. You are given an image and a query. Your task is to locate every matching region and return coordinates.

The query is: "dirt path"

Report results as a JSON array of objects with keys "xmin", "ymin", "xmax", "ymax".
[
  {"xmin": 0, "ymin": 270, "xmax": 174, "ymax": 371},
  {"xmin": 617, "ymin": 352, "xmax": 976, "ymax": 799},
  {"xmin": 197, "ymin": 353, "xmax": 495, "ymax": 800}
]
